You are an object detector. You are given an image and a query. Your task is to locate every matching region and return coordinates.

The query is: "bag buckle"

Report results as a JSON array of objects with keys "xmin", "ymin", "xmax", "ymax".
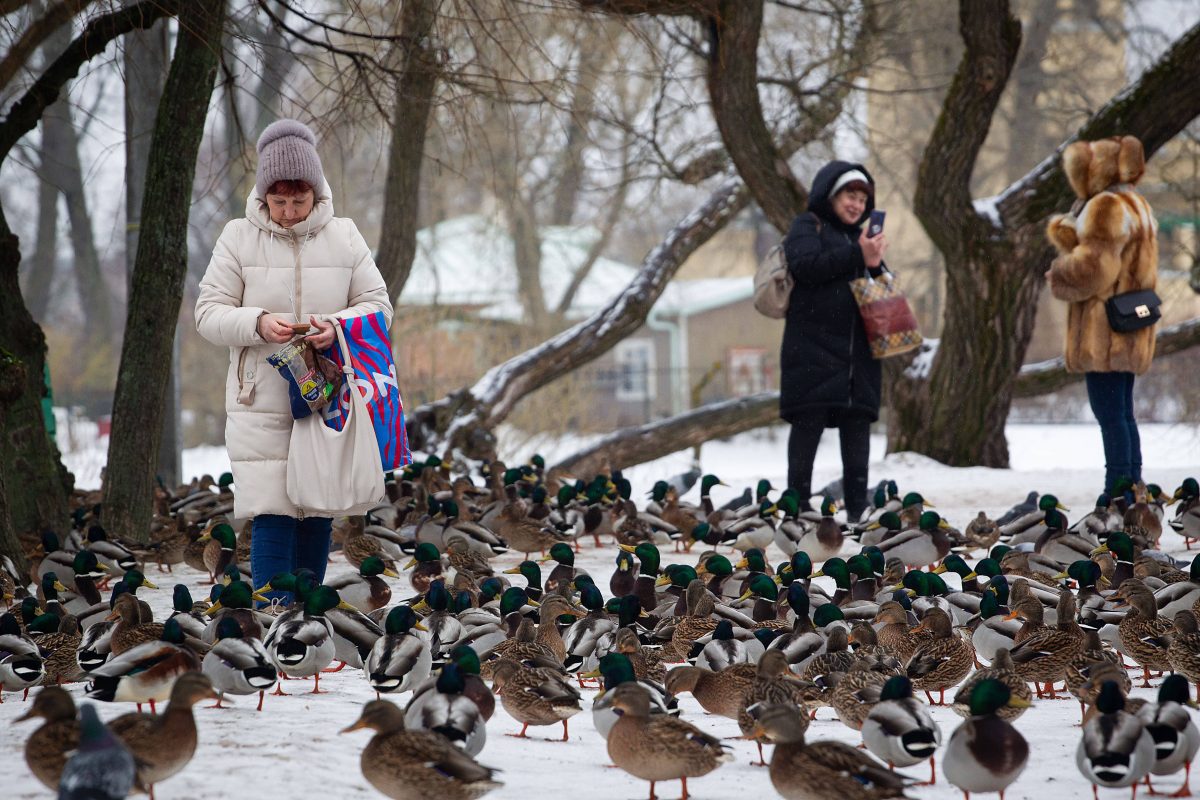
[{"xmin": 1135, "ymin": 304, "xmax": 1150, "ymax": 318}]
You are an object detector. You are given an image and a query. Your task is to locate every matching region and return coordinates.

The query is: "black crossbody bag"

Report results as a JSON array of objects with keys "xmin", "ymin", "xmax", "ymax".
[{"xmin": 1105, "ymin": 288, "xmax": 1161, "ymax": 333}]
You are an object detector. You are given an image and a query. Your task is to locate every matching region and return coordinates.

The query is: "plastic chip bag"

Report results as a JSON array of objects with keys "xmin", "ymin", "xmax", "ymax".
[{"xmin": 267, "ymin": 338, "xmax": 342, "ymax": 419}]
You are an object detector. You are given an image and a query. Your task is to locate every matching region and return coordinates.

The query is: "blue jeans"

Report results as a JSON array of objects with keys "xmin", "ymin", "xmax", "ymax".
[
  {"xmin": 251, "ymin": 514, "xmax": 333, "ymax": 604},
  {"xmin": 1085, "ymin": 372, "xmax": 1142, "ymax": 493}
]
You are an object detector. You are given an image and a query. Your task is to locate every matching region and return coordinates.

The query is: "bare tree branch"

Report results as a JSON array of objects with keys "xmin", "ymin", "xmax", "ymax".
[
  {"xmin": 409, "ymin": 175, "xmax": 752, "ymax": 456},
  {"xmin": 575, "ymin": 0, "xmax": 716, "ymax": 15},
  {"xmin": 0, "ymin": 0, "xmax": 97, "ymax": 94},
  {"xmin": 1013, "ymin": 318, "xmax": 1200, "ymax": 398},
  {"xmin": 374, "ymin": 0, "xmax": 441, "ymax": 297},
  {"xmin": 0, "ymin": 0, "xmax": 181, "ymax": 162},
  {"xmin": 994, "ymin": 19, "xmax": 1200, "ymax": 237},
  {"xmin": 548, "ymin": 390, "xmax": 778, "ymax": 479}
]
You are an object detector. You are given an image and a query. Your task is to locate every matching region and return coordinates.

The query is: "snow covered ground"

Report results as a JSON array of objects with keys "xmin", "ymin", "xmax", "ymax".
[{"xmin": 5, "ymin": 421, "xmax": 1200, "ymax": 799}]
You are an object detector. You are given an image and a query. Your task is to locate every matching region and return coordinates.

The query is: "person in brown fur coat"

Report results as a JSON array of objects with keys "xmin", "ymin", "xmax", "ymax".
[{"xmin": 1045, "ymin": 135, "xmax": 1159, "ymax": 494}]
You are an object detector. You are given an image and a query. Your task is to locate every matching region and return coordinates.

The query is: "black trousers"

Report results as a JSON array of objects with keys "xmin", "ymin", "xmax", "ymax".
[{"xmin": 787, "ymin": 408, "xmax": 871, "ymax": 519}]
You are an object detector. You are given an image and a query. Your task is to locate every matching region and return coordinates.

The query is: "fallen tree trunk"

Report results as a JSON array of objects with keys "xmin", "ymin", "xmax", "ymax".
[{"xmin": 545, "ymin": 317, "xmax": 1200, "ymax": 475}]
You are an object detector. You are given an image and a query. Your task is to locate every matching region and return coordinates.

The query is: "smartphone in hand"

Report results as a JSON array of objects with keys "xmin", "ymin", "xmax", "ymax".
[{"xmin": 867, "ymin": 209, "xmax": 886, "ymax": 238}]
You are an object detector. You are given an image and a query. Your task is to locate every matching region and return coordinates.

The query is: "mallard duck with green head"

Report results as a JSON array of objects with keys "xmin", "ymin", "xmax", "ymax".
[
  {"xmin": 1136, "ymin": 673, "xmax": 1200, "ymax": 795},
  {"xmin": 1077, "ymin": 680, "xmax": 1156, "ymax": 798},
  {"xmin": 793, "ymin": 496, "xmax": 846, "ymax": 564},
  {"xmin": 202, "ymin": 616, "xmax": 277, "ymax": 710},
  {"xmin": 329, "ymin": 555, "xmax": 399, "ymax": 613},
  {"xmin": 0, "ymin": 611, "xmax": 44, "ymax": 699},
  {"xmin": 341, "ymin": 698, "xmax": 501, "ymax": 800},
  {"xmin": 84, "ymin": 618, "xmax": 200, "ymax": 712},
  {"xmin": 404, "ymin": 660, "xmax": 490, "ymax": 755},
  {"xmin": 944, "ymin": 678, "xmax": 1030, "ymax": 799},
  {"xmin": 876, "ymin": 511, "xmax": 954, "ymax": 570},
  {"xmin": 263, "ymin": 581, "xmax": 340, "ymax": 693},
  {"xmin": 952, "ymin": 647, "xmax": 1031, "ymax": 721},
  {"xmin": 1170, "ymin": 478, "xmax": 1200, "ymax": 545},
  {"xmin": 201, "ymin": 578, "xmax": 271, "ymax": 643},
  {"xmin": 607, "ymin": 682, "xmax": 731, "ymax": 800},
  {"xmin": 862, "ymin": 675, "xmax": 941, "ymax": 784}
]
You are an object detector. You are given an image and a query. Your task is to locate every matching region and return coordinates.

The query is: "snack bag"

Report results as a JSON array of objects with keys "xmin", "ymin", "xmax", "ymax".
[{"xmin": 267, "ymin": 338, "xmax": 341, "ymax": 419}]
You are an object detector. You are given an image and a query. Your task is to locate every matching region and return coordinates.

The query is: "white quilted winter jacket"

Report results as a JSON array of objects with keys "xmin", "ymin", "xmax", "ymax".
[{"xmin": 195, "ymin": 182, "xmax": 392, "ymax": 519}]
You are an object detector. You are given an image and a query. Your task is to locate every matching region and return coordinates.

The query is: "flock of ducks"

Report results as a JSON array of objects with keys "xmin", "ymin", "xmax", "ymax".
[{"xmin": 2, "ymin": 458, "xmax": 1200, "ymax": 800}]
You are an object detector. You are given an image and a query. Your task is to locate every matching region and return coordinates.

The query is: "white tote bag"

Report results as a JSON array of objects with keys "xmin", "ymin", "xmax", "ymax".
[{"xmin": 286, "ymin": 322, "xmax": 385, "ymax": 516}]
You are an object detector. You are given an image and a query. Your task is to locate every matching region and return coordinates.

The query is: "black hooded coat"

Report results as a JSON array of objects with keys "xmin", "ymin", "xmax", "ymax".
[{"xmin": 778, "ymin": 160, "xmax": 883, "ymax": 425}]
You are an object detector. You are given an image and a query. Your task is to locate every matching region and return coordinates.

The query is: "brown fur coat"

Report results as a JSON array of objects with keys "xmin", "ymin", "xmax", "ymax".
[{"xmin": 1046, "ymin": 136, "xmax": 1158, "ymax": 374}]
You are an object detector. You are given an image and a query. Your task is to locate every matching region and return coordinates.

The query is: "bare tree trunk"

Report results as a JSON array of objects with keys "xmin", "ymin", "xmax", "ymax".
[
  {"xmin": 548, "ymin": 40, "xmax": 607, "ymax": 225},
  {"xmin": 35, "ymin": 16, "xmax": 113, "ymax": 334},
  {"xmin": 123, "ymin": 3, "xmax": 173, "ymax": 484},
  {"xmin": 26, "ymin": 145, "xmax": 58, "ymax": 321},
  {"xmin": 0, "ymin": 0, "xmax": 182, "ymax": 550},
  {"xmin": 374, "ymin": 0, "xmax": 440, "ymax": 297},
  {"xmin": 103, "ymin": 0, "xmax": 224, "ymax": 542},
  {"xmin": 889, "ymin": 4, "xmax": 1200, "ymax": 467},
  {"xmin": 0, "ymin": 419, "xmax": 28, "ymax": 579},
  {"xmin": 549, "ymin": 391, "xmax": 778, "ymax": 480}
]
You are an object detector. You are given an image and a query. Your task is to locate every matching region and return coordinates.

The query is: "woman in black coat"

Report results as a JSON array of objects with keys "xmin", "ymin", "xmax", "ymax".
[{"xmin": 779, "ymin": 160, "xmax": 887, "ymax": 520}]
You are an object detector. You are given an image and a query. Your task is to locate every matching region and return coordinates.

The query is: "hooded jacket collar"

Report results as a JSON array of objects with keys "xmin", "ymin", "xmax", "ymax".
[
  {"xmin": 245, "ymin": 179, "xmax": 335, "ymax": 236},
  {"xmin": 807, "ymin": 160, "xmax": 876, "ymax": 233}
]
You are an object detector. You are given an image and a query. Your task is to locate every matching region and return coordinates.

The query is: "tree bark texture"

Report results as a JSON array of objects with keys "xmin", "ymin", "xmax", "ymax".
[
  {"xmin": 373, "ymin": 0, "xmax": 440, "ymax": 298},
  {"xmin": 102, "ymin": 0, "xmax": 224, "ymax": 543},
  {"xmin": 0, "ymin": 409, "xmax": 29, "ymax": 580},
  {"xmin": 704, "ymin": 0, "xmax": 807, "ymax": 233},
  {"xmin": 891, "ymin": 5, "xmax": 1200, "ymax": 468},
  {"xmin": 0, "ymin": 0, "xmax": 181, "ymax": 549}
]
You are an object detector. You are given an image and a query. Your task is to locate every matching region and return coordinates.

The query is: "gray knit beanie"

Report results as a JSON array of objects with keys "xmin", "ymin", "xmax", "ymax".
[{"xmin": 255, "ymin": 119, "xmax": 324, "ymax": 198}]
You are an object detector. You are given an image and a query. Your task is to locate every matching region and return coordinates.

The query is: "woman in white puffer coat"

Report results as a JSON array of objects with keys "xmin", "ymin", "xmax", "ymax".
[{"xmin": 195, "ymin": 119, "xmax": 391, "ymax": 599}]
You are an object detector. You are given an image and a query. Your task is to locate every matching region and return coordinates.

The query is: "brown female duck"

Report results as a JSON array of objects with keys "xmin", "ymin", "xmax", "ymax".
[
  {"xmin": 107, "ymin": 672, "xmax": 219, "ymax": 797},
  {"xmin": 340, "ymin": 699, "xmax": 501, "ymax": 800},
  {"xmin": 1115, "ymin": 577, "xmax": 1174, "ymax": 687},
  {"xmin": 16, "ymin": 686, "xmax": 79, "ymax": 790},
  {"xmin": 607, "ymin": 682, "xmax": 731, "ymax": 800},
  {"xmin": 664, "ymin": 662, "xmax": 757, "ymax": 720},
  {"xmin": 490, "ymin": 658, "xmax": 582, "ymax": 740},
  {"xmin": 905, "ymin": 607, "xmax": 972, "ymax": 705}
]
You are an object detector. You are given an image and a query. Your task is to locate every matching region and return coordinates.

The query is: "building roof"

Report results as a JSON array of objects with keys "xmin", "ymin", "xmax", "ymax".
[{"xmin": 398, "ymin": 214, "xmax": 753, "ymax": 321}]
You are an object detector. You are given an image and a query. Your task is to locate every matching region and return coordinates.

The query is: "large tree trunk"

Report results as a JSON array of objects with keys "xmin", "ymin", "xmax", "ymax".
[
  {"xmin": 704, "ymin": 0, "xmax": 807, "ymax": 233},
  {"xmin": 0, "ymin": 0, "xmax": 182, "ymax": 558},
  {"xmin": 0, "ymin": 420, "xmax": 28, "ymax": 579},
  {"xmin": 102, "ymin": 0, "xmax": 224, "ymax": 542},
  {"xmin": 890, "ymin": 3, "xmax": 1200, "ymax": 467},
  {"xmin": 374, "ymin": 0, "xmax": 440, "ymax": 297},
  {"xmin": 123, "ymin": 5, "xmax": 174, "ymax": 484}
]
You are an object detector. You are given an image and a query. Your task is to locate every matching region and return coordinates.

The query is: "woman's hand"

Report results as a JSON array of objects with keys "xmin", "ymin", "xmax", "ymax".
[
  {"xmin": 257, "ymin": 313, "xmax": 294, "ymax": 344},
  {"xmin": 859, "ymin": 229, "xmax": 888, "ymax": 268},
  {"xmin": 305, "ymin": 316, "xmax": 336, "ymax": 351}
]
